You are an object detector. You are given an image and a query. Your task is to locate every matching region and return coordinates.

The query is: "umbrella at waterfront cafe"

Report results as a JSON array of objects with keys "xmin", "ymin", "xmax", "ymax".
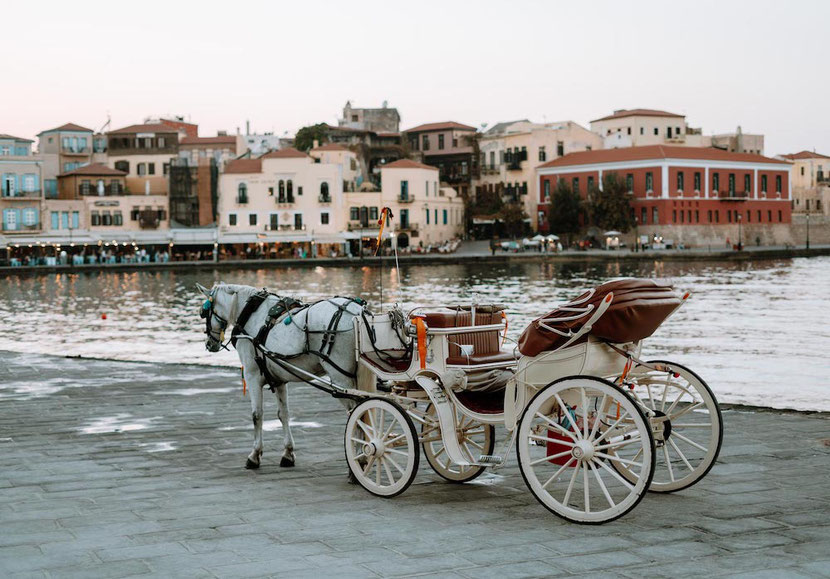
[
  {"xmin": 603, "ymin": 230, "xmax": 623, "ymax": 237},
  {"xmin": 546, "ymin": 234, "xmax": 560, "ymax": 241},
  {"xmin": 531, "ymin": 234, "xmax": 546, "ymax": 242}
]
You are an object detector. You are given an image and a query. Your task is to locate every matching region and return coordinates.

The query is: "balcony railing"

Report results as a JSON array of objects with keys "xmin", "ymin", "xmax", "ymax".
[
  {"xmin": 139, "ymin": 210, "xmax": 160, "ymax": 229},
  {"xmin": 398, "ymin": 222, "xmax": 419, "ymax": 231},
  {"xmin": 237, "ymin": 194, "xmax": 249, "ymax": 204},
  {"xmin": 398, "ymin": 194, "xmax": 415, "ymax": 203},
  {"xmin": 347, "ymin": 221, "xmax": 373, "ymax": 231},
  {"xmin": 61, "ymin": 146, "xmax": 89, "ymax": 155},
  {"xmin": 2, "ymin": 222, "xmax": 42, "ymax": 232},
  {"xmin": 318, "ymin": 194, "xmax": 332, "ymax": 203},
  {"xmin": 2, "ymin": 190, "xmax": 42, "ymax": 199},
  {"xmin": 79, "ymin": 184, "xmax": 124, "ymax": 196},
  {"xmin": 718, "ymin": 191, "xmax": 749, "ymax": 201},
  {"xmin": 507, "ymin": 160, "xmax": 522, "ymax": 171},
  {"xmin": 277, "ymin": 195, "xmax": 295, "ymax": 204}
]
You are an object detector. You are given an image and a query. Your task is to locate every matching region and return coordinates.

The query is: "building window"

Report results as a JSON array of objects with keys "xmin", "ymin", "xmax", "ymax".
[
  {"xmin": 652, "ymin": 207, "xmax": 658, "ymax": 223},
  {"xmin": 101, "ymin": 211, "xmax": 112, "ymax": 226},
  {"xmin": 557, "ymin": 141, "xmax": 564, "ymax": 157},
  {"xmin": 443, "ymin": 209, "xmax": 448, "ymax": 225},
  {"xmin": 320, "ymin": 181, "xmax": 329, "ymax": 198},
  {"xmin": 728, "ymin": 210, "xmax": 732, "ymax": 223},
  {"xmin": 775, "ymin": 175, "xmax": 782, "ymax": 193},
  {"xmin": 278, "ymin": 180, "xmax": 285, "ymax": 198},
  {"xmin": 801, "ymin": 166, "xmax": 805, "ymax": 176},
  {"xmin": 81, "ymin": 180, "xmax": 91, "ymax": 195},
  {"xmin": 321, "ymin": 212, "xmax": 329, "ymax": 225},
  {"xmin": 694, "ymin": 172, "xmax": 701, "ymax": 191},
  {"xmin": 438, "ymin": 134, "xmax": 444, "ymax": 150},
  {"xmin": 645, "ymin": 172, "xmax": 653, "ymax": 192},
  {"xmin": 238, "ymin": 183, "xmax": 248, "ymax": 203},
  {"xmin": 640, "ymin": 127, "xmax": 644, "ymax": 135},
  {"xmin": 572, "ymin": 178, "xmax": 579, "ymax": 194},
  {"xmin": 761, "ymin": 175, "xmax": 768, "ymax": 192},
  {"xmin": 270, "ymin": 213, "xmax": 278, "ymax": 230},
  {"xmin": 51, "ymin": 211, "xmax": 59, "ymax": 229},
  {"xmin": 287, "ymin": 180, "xmax": 293, "ymax": 196},
  {"xmin": 113, "ymin": 211, "xmax": 123, "ymax": 226},
  {"xmin": 426, "ymin": 208, "xmax": 430, "ymax": 225},
  {"xmin": 677, "ymin": 172, "xmax": 684, "ymax": 191},
  {"xmin": 778, "ymin": 210, "xmax": 782, "ymax": 222},
  {"xmin": 114, "ymin": 160, "xmax": 129, "ymax": 173},
  {"xmin": 400, "ymin": 180, "xmax": 408, "ymax": 200},
  {"xmin": 229, "ymin": 213, "xmax": 237, "ymax": 226},
  {"xmin": 423, "ymin": 135, "xmax": 430, "ymax": 151},
  {"xmin": 543, "ymin": 180, "xmax": 550, "ymax": 201},
  {"xmin": 249, "ymin": 213, "xmax": 257, "ymax": 226},
  {"xmin": 148, "ymin": 163, "xmax": 155, "ymax": 175},
  {"xmin": 673, "ymin": 210, "xmax": 677, "ymax": 223},
  {"xmin": 641, "ymin": 207, "xmax": 647, "ymax": 224},
  {"xmin": 744, "ymin": 174, "xmax": 751, "ymax": 193},
  {"xmin": 727, "ymin": 173, "xmax": 735, "ymax": 194},
  {"xmin": 137, "ymin": 163, "xmax": 146, "ymax": 176},
  {"xmin": 538, "ymin": 147, "xmax": 546, "ymax": 162},
  {"xmin": 294, "ymin": 213, "xmax": 303, "ymax": 230},
  {"xmin": 715, "ymin": 210, "xmax": 720, "ymax": 223},
  {"xmin": 654, "ymin": 127, "xmax": 658, "ymax": 135},
  {"xmin": 713, "ymin": 173, "xmax": 720, "ymax": 192},
  {"xmin": 708, "ymin": 210, "xmax": 712, "ymax": 222},
  {"xmin": 626, "ymin": 174, "xmax": 633, "ymax": 192},
  {"xmin": 627, "ymin": 127, "xmax": 632, "ymax": 135}
]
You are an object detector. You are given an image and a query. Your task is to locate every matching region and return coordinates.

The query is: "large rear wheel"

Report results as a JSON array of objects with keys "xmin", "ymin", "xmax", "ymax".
[
  {"xmin": 613, "ymin": 361, "xmax": 723, "ymax": 493},
  {"xmin": 517, "ymin": 377, "xmax": 655, "ymax": 524}
]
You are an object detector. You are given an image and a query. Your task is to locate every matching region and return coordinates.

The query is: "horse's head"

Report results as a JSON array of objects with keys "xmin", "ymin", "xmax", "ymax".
[{"xmin": 196, "ymin": 282, "xmax": 232, "ymax": 352}]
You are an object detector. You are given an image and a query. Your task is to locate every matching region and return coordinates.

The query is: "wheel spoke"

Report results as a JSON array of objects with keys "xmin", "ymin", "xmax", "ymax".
[
  {"xmin": 595, "ymin": 457, "xmax": 635, "ymax": 491},
  {"xmin": 350, "ymin": 436, "xmax": 367, "ymax": 445},
  {"xmin": 582, "ymin": 463, "xmax": 591, "ymax": 513},
  {"xmin": 529, "ymin": 434, "xmax": 577, "ymax": 448},
  {"xmin": 595, "ymin": 436, "xmax": 642, "ymax": 451},
  {"xmin": 375, "ymin": 457, "xmax": 381, "ymax": 486},
  {"xmin": 386, "ymin": 432, "xmax": 407, "ymax": 446},
  {"xmin": 386, "ymin": 447, "xmax": 410, "ymax": 457},
  {"xmin": 385, "ymin": 453, "xmax": 405, "ymax": 474},
  {"xmin": 591, "ymin": 462, "xmax": 615, "ymax": 508},
  {"xmin": 541, "ymin": 457, "xmax": 575, "ymax": 489},
  {"xmin": 381, "ymin": 456, "xmax": 395, "ymax": 484},
  {"xmin": 553, "ymin": 393, "xmax": 582, "ymax": 439},
  {"xmin": 377, "ymin": 408, "xmax": 385, "ymax": 440},
  {"xmin": 362, "ymin": 455, "xmax": 375, "ymax": 475},
  {"xmin": 663, "ymin": 445, "xmax": 675, "ymax": 482},
  {"xmin": 670, "ymin": 402, "xmax": 705, "ymax": 421},
  {"xmin": 535, "ymin": 412, "xmax": 579, "ymax": 442},
  {"xmin": 594, "ymin": 451, "xmax": 643, "ymax": 467},
  {"xmin": 356, "ymin": 418, "xmax": 374, "ymax": 438},
  {"xmin": 669, "ymin": 438, "xmax": 694, "ymax": 471},
  {"xmin": 659, "ymin": 377, "xmax": 671, "ymax": 412},
  {"xmin": 672, "ymin": 431, "xmax": 708, "ymax": 452},
  {"xmin": 592, "ymin": 410, "xmax": 631, "ymax": 445},
  {"xmin": 580, "ymin": 388, "xmax": 589, "ymax": 439},
  {"xmin": 588, "ymin": 394, "xmax": 607, "ymax": 441},
  {"xmin": 529, "ymin": 449, "xmax": 573, "ymax": 466},
  {"xmin": 465, "ymin": 438, "xmax": 485, "ymax": 451},
  {"xmin": 562, "ymin": 461, "xmax": 581, "ymax": 506}
]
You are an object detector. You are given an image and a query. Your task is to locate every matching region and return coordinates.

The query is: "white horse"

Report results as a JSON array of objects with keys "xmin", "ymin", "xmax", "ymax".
[{"xmin": 196, "ymin": 282, "xmax": 366, "ymax": 470}]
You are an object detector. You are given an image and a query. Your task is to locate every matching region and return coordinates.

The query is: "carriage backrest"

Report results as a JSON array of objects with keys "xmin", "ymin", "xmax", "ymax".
[{"xmin": 419, "ymin": 309, "xmax": 504, "ymax": 358}]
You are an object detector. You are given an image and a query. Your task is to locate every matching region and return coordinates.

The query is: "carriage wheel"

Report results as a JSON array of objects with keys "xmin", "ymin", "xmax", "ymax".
[
  {"xmin": 419, "ymin": 403, "xmax": 495, "ymax": 483},
  {"xmin": 345, "ymin": 398, "xmax": 419, "ymax": 498},
  {"xmin": 517, "ymin": 377, "xmax": 655, "ymax": 524},
  {"xmin": 611, "ymin": 360, "xmax": 723, "ymax": 493}
]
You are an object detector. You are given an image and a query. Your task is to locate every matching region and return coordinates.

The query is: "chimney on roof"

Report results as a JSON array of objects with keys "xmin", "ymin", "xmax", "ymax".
[
  {"xmin": 382, "ymin": 100, "xmax": 388, "ymax": 109},
  {"xmin": 218, "ymin": 130, "xmax": 227, "ymax": 136},
  {"xmin": 246, "ymin": 120, "xmax": 250, "ymax": 135}
]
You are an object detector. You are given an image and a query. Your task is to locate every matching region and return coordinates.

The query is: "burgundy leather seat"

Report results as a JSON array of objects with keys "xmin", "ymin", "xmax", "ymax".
[
  {"xmin": 518, "ymin": 279, "xmax": 684, "ymax": 357},
  {"xmin": 419, "ymin": 308, "xmax": 518, "ymax": 366}
]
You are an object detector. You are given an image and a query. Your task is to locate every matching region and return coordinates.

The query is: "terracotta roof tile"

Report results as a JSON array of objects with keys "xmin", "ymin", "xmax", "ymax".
[
  {"xmin": 403, "ymin": 121, "xmax": 477, "ymax": 133},
  {"xmin": 180, "ymin": 135, "xmax": 238, "ymax": 146},
  {"xmin": 38, "ymin": 122, "xmax": 94, "ymax": 135},
  {"xmin": 107, "ymin": 123, "xmax": 181, "ymax": 134},
  {"xmin": 591, "ymin": 109, "xmax": 685, "ymax": 123},
  {"xmin": 0, "ymin": 133, "xmax": 33, "ymax": 142},
  {"xmin": 260, "ymin": 147, "xmax": 308, "ymax": 159},
  {"xmin": 58, "ymin": 163, "xmax": 127, "ymax": 177},
  {"xmin": 539, "ymin": 145, "xmax": 789, "ymax": 169},
  {"xmin": 779, "ymin": 150, "xmax": 830, "ymax": 160},
  {"xmin": 382, "ymin": 159, "xmax": 437, "ymax": 171},
  {"xmin": 225, "ymin": 159, "xmax": 262, "ymax": 174}
]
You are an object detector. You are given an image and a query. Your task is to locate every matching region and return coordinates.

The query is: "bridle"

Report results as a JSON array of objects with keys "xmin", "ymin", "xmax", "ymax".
[{"xmin": 200, "ymin": 289, "xmax": 230, "ymax": 351}]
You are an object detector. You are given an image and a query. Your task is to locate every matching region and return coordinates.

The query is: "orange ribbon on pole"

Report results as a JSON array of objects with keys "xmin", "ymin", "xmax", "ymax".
[
  {"xmin": 414, "ymin": 317, "xmax": 427, "ymax": 369},
  {"xmin": 374, "ymin": 207, "xmax": 394, "ymax": 255}
]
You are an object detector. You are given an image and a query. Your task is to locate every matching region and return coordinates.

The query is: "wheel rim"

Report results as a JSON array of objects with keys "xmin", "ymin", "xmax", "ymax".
[
  {"xmin": 345, "ymin": 399, "xmax": 418, "ymax": 497},
  {"xmin": 517, "ymin": 378, "xmax": 654, "ymax": 523},
  {"xmin": 419, "ymin": 404, "xmax": 494, "ymax": 482},
  {"xmin": 614, "ymin": 361, "xmax": 722, "ymax": 492}
]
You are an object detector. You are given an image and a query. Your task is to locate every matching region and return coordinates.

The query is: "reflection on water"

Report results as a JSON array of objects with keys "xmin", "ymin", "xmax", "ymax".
[{"xmin": 1, "ymin": 257, "xmax": 829, "ymax": 411}]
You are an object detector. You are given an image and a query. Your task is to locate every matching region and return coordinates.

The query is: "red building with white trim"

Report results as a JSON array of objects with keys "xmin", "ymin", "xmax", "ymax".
[{"xmin": 537, "ymin": 146, "xmax": 792, "ymax": 244}]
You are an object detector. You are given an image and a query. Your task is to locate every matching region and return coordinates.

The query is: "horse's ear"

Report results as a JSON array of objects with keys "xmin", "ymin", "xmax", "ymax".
[{"xmin": 196, "ymin": 283, "xmax": 210, "ymax": 296}]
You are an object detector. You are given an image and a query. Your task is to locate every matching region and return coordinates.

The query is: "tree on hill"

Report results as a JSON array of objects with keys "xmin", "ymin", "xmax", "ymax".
[
  {"xmin": 584, "ymin": 172, "xmax": 635, "ymax": 233},
  {"xmin": 548, "ymin": 179, "xmax": 581, "ymax": 245},
  {"xmin": 294, "ymin": 123, "xmax": 329, "ymax": 151}
]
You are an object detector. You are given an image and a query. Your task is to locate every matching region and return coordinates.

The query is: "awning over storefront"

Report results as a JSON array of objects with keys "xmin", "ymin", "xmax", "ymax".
[
  {"xmin": 312, "ymin": 234, "xmax": 348, "ymax": 244},
  {"xmin": 341, "ymin": 229, "xmax": 380, "ymax": 240},
  {"xmin": 220, "ymin": 232, "xmax": 313, "ymax": 244},
  {"xmin": 0, "ymin": 233, "xmax": 98, "ymax": 247},
  {"xmin": 171, "ymin": 228, "xmax": 218, "ymax": 245}
]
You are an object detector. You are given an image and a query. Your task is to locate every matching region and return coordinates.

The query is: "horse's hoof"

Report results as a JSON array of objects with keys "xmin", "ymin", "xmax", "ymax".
[
  {"xmin": 245, "ymin": 458, "xmax": 260, "ymax": 470},
  {"xmin": 279, "ymin": 457, "xmax": 295, "ymax": 468}
]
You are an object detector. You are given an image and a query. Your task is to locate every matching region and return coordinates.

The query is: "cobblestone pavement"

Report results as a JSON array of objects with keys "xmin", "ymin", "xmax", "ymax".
[{"xmin": 1, "ymin": 351, "xmax": 829, "ymax": 578}]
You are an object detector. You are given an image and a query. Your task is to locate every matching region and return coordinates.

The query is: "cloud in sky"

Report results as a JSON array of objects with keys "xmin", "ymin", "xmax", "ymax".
[{"xmin": 3, "ymin": 0, "xmax": 828, "ymax": 156}]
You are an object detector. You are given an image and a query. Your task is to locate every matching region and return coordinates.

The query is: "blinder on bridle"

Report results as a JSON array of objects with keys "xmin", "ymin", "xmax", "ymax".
[{"xmin": 200, "ymin": 291, "xmax": 229, "ymax": 351}]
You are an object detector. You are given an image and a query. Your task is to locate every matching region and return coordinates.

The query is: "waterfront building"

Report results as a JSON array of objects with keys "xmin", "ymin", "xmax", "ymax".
[
  {"xmin": 779, "ymin": 151, "xmax": 830, "ymax": 216},
  {"xmin": 538, "ymin": 145, "xmax": 792, "ymax": 246},
  {"xmin": 217, "ymin": 148, "xmax": 352, "ymax": 257},
  {"xmin": 0, "ymin": 134, "xmax": 43, "ymax": 236},
  {"xmin": 474, "ymin": 120, "xmax": 602, "ymax": 233},
  {"xmin": 710, "ymin": 127, "xmax": 764, "ymax": 155},
  {"xmin": 178, "ymin": 133, "xmax": 245, "ymax": 168},
  {"xmin": 591, "ymin": 109, "xmax": 707, "ymax": 149},
  {"xmin": 106, "ymin": 122, "xmax": 181, "ymax": 195},
  {"xmin": 338, "ymin": 100, "xmax": 401, "ymax": 134},
  {"xmin": 322, "ymin": 124, "xmax": 404, "ymax": 187},
  {"xmin": 36, "ymin": 123, "xmax": 101, "ymax": 198},
  {"xmin": 403, "ymin": 121, "xmax": 479, "ymax": 200},
  {"xmin": 48, "ymin": 163, "xmax": 169, "ymax": 240}
]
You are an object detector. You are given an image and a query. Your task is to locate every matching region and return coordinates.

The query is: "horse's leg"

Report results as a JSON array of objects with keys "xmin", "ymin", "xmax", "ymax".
[
  {"xmin": 242, "ymin": 357, "xmax": 266, "ymax": 470},
  {"xmin": 273, "ymin": 383, "xmax": 296, "ymax": 467}
]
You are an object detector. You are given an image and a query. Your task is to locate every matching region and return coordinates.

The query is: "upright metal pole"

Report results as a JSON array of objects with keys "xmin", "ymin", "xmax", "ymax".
[{"xmin": 806, "ymin": 211, "xmax": 810, "ymax": 251}]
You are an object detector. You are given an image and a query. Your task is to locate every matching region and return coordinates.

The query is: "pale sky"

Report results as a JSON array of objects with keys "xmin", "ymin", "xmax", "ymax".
[{"xmin": 4, "ymin": 0, "xmax": 828, "ymax": 156}]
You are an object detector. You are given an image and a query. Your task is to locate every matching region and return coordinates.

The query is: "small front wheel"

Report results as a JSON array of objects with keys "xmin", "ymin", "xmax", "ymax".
[
  {"xmin": 345, "ymin": 398, "xmax": 419, "ymax": 498},
  {"xmin": 517, "ymin": 376, "xmax": 655, "ymax": 524},
  {"xmin": 420, "ymin": 403, "xmax": 495, "ymax": 483}
]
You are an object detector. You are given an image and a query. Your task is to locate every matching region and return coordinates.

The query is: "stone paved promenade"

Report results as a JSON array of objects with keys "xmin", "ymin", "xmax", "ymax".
[{"xmin": 1, "ymin": 351, "xmax": 829, "ymax": 578}]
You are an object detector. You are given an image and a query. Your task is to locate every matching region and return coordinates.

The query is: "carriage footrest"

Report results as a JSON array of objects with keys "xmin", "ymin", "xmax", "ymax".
[{"xmin": 478, "ymin": 454, "xmax": 503, "ymax": 465}]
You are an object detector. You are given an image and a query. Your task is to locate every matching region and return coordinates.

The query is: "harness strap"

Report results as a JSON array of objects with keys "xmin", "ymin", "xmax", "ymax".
[{"xmin": 231, "ymin": 289, "xmax": 270, "ymax": 347}]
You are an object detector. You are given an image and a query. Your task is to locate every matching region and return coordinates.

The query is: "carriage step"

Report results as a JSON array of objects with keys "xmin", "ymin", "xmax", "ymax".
[{"xmin": 478, "ymin": 454, "xmax": 503, "ymax": 465}]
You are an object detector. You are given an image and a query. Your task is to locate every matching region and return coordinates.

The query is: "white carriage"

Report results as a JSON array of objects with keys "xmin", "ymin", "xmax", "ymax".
[{"xmin": 341, "ymin": 278, "xmax": 723, "ymax": 524}]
